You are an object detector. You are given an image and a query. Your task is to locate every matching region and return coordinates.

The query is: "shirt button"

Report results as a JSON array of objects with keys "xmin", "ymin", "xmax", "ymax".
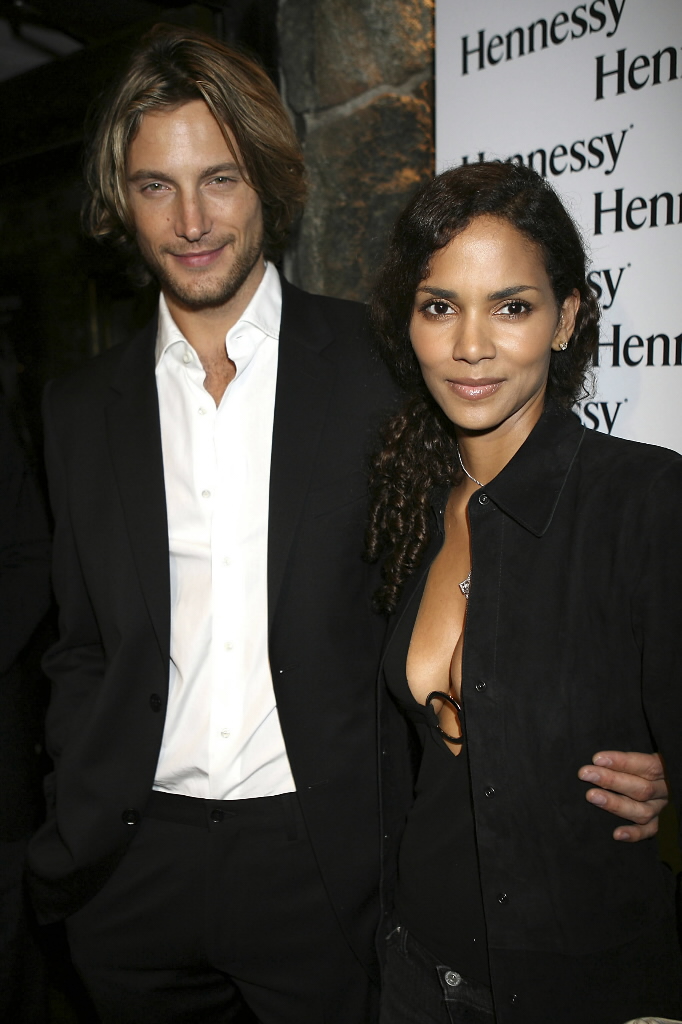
[
  {"xmin": 479, "ymin": 493, "xmax": 489, "ymax": 505},
  {"xmin": 121, "ymin": 808, "xmax": 139, "ymax": 826},
  {"xmin": 224, "ymin": 641, "xmax": 233, "ymax": 651},
  {"xmin": 220, "ymin": 729, "xmax": 230, "ymax": 739},
  {"xmin": 198, "ymin": 407, "xmax": 206, "ymax": 416},
  {"xmin": 182, "ymin": 352, "xmax": 191, "ymax": 364},
  {"xmin": 497, "ymin": 892, "xmax": 509, "ymax": 904},
  {"xmin": 484, "ymin": 786, "xmax": 496, "ymax": 798},
  {"xmin": 475, "ymin": 681, "xmax": 487, "ymax": 692},
  {"xmin": 202, "ymin": 489, "xmax": 211, "ymax": 499},
  {"xmin": 223, "ymin": 556, "xmax": 230, "ymax": 566},
  {"xmin": 444, "ymin": 970, "xmax": 461, "ymax": 987}
]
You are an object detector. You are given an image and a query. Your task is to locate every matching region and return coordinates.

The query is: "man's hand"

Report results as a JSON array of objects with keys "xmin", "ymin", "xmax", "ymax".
[{"xmin": 578, "ymin": 751, "xmax": 668, "ymax": 842}]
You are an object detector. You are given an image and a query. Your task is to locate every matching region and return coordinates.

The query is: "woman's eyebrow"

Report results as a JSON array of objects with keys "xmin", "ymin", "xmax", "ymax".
[
  {"xmin": 416, "ymin": 284, "xmax": 542, "ymax": 301},
  {"xmin": 487, "ymin": 284, "xmax": 539, "ymax": 300},
  {"xmin": 416, "ymin": 286, "xmax": 458, "ymax": 299}
]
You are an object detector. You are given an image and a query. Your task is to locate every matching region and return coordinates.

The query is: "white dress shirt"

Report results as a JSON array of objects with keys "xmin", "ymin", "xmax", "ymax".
[{"xmin": 153, "ymin": 263, "xmax": 295, "ymax": 799}]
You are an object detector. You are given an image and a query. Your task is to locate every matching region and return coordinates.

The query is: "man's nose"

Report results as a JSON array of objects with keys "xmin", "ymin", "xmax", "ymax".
[{"xmin": 175, "ymin": 191, "xmax": 211, "ymax": 242}]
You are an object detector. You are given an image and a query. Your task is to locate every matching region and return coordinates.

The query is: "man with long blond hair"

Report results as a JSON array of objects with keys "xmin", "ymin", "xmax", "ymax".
[
  {"xmin": 28, "ymin": 26, "xmax": 393, "ymax": 1022},
  {"xmin": 27, "ymin": 24, "xmax": 668, "ymax": 1024}
]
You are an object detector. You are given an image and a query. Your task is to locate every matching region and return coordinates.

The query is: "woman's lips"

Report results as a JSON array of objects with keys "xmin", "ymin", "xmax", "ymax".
[
  {"xmin": 172, "ymin": 245, "xmax": 226, "ymax": 268},
  {"xmin": 446, "ymin": 378, "xmax": 504, "ymax": 400}
]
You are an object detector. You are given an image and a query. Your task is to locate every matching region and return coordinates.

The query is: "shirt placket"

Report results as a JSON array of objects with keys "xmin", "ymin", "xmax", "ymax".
[{"xmin": 208, "ymin": 379, "xmax": 247, "ymax": 796}]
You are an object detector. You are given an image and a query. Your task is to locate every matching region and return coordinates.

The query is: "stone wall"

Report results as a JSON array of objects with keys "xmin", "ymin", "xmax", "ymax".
[{"xmin": 279, "ymin": 0, "xmax": 434, "ymax": 302}]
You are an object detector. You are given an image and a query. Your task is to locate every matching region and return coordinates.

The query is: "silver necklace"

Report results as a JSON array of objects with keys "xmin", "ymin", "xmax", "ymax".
[
  {"xmin": 456, "ymin": 443, "xmax": 484, "ymax": 488},
  {"xmin": 455, "ymin": 444, "xmax": 481, "ymax": 599}
]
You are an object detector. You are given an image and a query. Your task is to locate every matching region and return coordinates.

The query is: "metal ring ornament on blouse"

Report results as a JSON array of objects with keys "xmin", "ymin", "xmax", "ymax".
[{"xmin": 425, "ymin": 690, "xmax": 464, "ymax": 745}]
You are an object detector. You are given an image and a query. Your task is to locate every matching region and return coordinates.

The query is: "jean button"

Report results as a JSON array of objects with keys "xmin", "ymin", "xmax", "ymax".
[{"xmin": 444, "ymin": 970, "xmax": 461, "ymax": 987}]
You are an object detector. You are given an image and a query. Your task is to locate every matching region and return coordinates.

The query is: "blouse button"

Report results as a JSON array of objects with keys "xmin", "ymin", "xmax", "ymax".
[
  {"xmin": 475, "ymin": 680, "xmax": 487, "ymax": 692},
  {"xmin": 478, "ymin": 493, "xmax": 489, "ymax": 505},
  {"xmin": 497, "ymin": 892, "xmax": 509, "ymax": 904},
  {"xmin": 484, "ymin": 786, "xmax": 496, "ymax": 798}
]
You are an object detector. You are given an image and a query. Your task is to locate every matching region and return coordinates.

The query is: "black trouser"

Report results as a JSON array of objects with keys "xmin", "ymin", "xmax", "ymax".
[
  {"xmin": 66, "ymin": 791, "xmax": 377, "ymax": 1024},
  {"xmin": 0, "ymin": 837, "xmax": 47, "ymax": 1024}
]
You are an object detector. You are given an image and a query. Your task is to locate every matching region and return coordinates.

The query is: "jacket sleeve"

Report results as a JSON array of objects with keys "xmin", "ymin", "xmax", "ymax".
[
  {"xmin": 634, "ymin": 455, "xmax": 682, "ymax": 838},
  {"xmin": 40, "ymin": 381, "xmax": 108, "ymax": 766},
  {"xmin": 0, "ymin": 396, "xmax": 51, "ymax": 675}
]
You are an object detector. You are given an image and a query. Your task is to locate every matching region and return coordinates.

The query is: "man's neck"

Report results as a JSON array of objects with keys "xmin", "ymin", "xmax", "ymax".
[{"xmin": 164, "ymin": 258, "xmax": 266, "ymax": 364}]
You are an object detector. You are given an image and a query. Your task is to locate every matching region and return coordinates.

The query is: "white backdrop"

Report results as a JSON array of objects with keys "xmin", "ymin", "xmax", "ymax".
[{"xmin": 436, "ymin": 0, "xmax": 682, "ymax": 450}]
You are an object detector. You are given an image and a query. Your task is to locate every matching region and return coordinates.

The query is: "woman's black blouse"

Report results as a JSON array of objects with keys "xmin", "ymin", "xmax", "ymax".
[
  {"xmin": 382, "ymin": 569, "xmax": 490, "ymax": 984},
  {"xmin": 378, "ymin": 404, "xmax": 682, "ymax": 1024}
]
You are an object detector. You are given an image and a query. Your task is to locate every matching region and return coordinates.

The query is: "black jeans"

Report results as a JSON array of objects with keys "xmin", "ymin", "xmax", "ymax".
[{"xmin": 379, "ymin": 924, "xmax": 495, "ymax": 1024}]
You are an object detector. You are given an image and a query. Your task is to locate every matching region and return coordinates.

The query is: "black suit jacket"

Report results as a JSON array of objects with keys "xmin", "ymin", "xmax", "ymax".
[
  {"xmin": 0, "ymin": 397, "xmax": 51, "ymax": 841},
  {"xmin": 27, "ymin": 278, "xmax": 397, "ymax": 974}
]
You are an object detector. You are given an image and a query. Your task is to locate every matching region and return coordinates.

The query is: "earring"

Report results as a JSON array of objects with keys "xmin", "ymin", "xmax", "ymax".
[{"xmin": 559, "ymin": 341, "xmax": 568, "ymax": 351}]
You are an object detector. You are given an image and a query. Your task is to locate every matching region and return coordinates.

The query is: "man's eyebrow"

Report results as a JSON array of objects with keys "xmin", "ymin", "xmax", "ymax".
[
  {"xmin": 201, "ymin": 162, "xmax": 242, "ymax": 178},
  {"xmin": 127, "ymin": 162, "xmax": 242, "ymax": 183}
]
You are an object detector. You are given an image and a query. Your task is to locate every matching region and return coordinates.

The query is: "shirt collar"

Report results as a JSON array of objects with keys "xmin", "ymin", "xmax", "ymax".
[
  {"xmin": 429, "ymin": 404, "xmax": 586, "ymax": 538},
  {"xmin": 154, "ymin": 261, "xmax": 282, "ymax": 369},
  {"xmin": 482, "ymin": 403, "xmax": 585, "ymax": 537}
]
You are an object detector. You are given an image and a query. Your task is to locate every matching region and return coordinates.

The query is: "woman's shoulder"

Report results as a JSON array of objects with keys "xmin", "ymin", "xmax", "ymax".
[
  {"xmin": 578, "ymin": 424, "xmax": 682, "ymax": 491},
  {"xmin": 580, "ymin": 425, "xmax": 681, "ymax": 464}
]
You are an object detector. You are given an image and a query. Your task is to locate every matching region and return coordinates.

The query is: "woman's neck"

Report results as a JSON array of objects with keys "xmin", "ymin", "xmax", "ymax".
[{"xmin": 456, "ymin": 399, "xmax": 546, "ymax": 487}]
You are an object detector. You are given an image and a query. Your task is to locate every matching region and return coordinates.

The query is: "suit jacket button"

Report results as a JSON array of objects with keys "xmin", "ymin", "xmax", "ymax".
[
  {"xmin": 122, "ymin": 808, "xmax": 139, "ymax": 826},
  {"xmin": 149, "ymin": 694, "xmax": 162, "ymax": 712}
]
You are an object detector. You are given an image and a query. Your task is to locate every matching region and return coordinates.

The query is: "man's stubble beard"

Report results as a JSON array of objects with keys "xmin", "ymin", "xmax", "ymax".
[{"xmin": 140, "ymin": 231, "xmax": 265, "ymax": 311}]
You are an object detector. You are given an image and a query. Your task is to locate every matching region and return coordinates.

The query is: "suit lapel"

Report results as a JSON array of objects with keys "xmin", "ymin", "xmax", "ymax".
[
  {"xmin": 105, "ymin": 321, "xmax": 171, "ymax": 659},
  {"xmin": 267, "ymin": 279, "xmax": 337, "ymax": 629}
]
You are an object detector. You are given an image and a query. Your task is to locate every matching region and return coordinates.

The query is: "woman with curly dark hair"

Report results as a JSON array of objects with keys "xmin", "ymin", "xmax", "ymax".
[{"xmin": 369, "ymin": 162, "xmax": 682, "ymax": 1024}]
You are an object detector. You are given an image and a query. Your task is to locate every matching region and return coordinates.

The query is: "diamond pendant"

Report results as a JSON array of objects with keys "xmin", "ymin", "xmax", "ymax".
[{"xmin": 459, "ymin": 571, "xmax": 471, "ymax": 599}]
